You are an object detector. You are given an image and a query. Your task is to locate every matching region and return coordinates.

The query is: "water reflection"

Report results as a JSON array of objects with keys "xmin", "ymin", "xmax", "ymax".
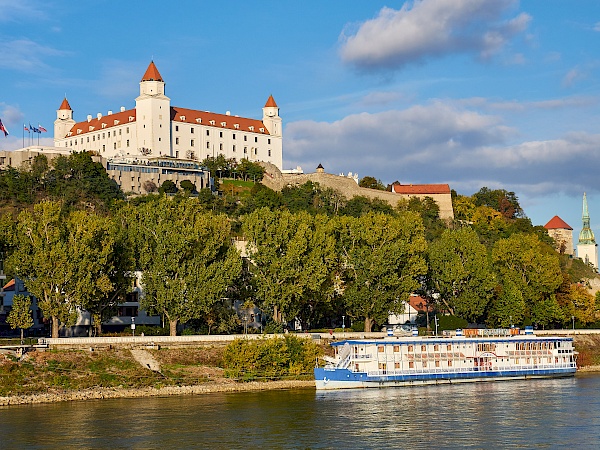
[{"xmin": 1, "ymin": 376, "xmax": 599, "ymax": 449}]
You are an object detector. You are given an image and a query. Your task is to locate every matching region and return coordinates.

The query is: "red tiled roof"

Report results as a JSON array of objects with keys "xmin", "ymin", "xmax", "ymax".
[
  {"xmin": 171, "ymin": 106, "xmax": 269, "ymax": 135},
  {"xmin": 408, "ymin": 295, "xmax": 433, "ymax": 312},
  {"xmin": 59, "ymin": 98, "xmax": 72, "ymax": 110},
  {"xmin": 66, "ymin": 108, "xmax": 136, "ymax": 138},
  {"xmin": 63, "ymin": 106, "xmax": 269, "ymax": 138},
  {"xmin": 2, "ymin": 279, "xmax": 15, "ymax": 291},
  {"xmin": 141, "ymin": 61, "xmax": 163, "ymax": 82},
  {"xmin": 544, "ymin": 215, "xmax": 573, "ymax": 230},
  {"xmin": 264, "ymin": 95, "xmax": 278, "ymax": 108},
  {"xmin": 392, "ymin": 183, "xmax": 451, "ymax": 195}
]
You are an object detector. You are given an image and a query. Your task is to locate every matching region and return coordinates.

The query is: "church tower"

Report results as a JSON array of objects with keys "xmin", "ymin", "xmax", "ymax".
[
  {"xmin": 577, "ymin": 192, "xmax": 598, "ymax": 269},
  {"xmin": 54, "ymin": 98, "xmax": 76, "ymax": 142},
  {"xmin": 135, "ymin": 61, "xmax": 171, "ymax": 156}
]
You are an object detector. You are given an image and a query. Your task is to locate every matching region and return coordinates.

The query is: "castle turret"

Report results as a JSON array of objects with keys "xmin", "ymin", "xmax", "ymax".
[
  {"xmin": 54, "ymin": 98, "xmax": 76, "ymax": 142},
  {"xmin": 135, "ymin": 61, "xmax": 171, "ymax": 156}
]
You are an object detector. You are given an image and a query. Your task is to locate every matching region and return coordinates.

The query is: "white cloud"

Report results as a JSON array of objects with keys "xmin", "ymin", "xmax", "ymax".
[
  {"xmin": 339, "ymin": 0, "xmax": 530, "ymax": 70},
  {"xmin": 562, "ymin": 67, "xmax": 586, "ymax": 87},
  {"xmin": 0, "ymin": 0, "xmax": 46, "ymax": 22},
  {"xmin": 284, "ymin": 101, "xmax": 600, "ymax": 199},
  {"xmin": 0, "ymin": 39, "xmax": 66, "ymax": 73},
  {"xmin": 594, "ymin": 22, "xmax": 600, "ymax": 32}
]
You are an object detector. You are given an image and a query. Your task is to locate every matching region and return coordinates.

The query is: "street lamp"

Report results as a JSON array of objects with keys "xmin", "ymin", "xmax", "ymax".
[
  {"xmin": 434, "ymin": 315, "xmax": 439, "ymax": 337},
  {"xmin": 131, "ymin": 316, "xmax": 136, "ymax": 337},
  {"xmin": 342, "ymin": 315, "xmax": 346, "ymax": 333},
  {"xmin": 572, "ymin": 315, "xmax": 575, "ymax": 334}
]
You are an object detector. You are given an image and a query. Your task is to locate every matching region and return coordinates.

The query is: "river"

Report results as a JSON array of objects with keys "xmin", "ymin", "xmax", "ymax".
[{"xmin": 1, "ymin": 374, "xmax": 600, "ymax": 449}]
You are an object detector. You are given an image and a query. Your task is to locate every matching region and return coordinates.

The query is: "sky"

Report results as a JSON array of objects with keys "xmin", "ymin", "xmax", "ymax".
[{"xmin": 1, "ymin": 0, "xmax": 599, "ymax": 242}]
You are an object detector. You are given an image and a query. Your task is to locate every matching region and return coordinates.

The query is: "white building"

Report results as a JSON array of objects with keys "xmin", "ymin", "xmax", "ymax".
[{"xmin": 54, "ymin": 61, "xmax": 283, "ymax": 169}]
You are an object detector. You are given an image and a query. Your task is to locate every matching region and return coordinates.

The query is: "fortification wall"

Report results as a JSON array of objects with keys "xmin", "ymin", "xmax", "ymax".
[{"xmin": 261, "ymin": 163, "xmax": 454, "ymax": 220}]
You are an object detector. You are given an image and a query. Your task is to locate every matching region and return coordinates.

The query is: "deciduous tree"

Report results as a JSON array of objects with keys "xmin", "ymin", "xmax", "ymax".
[{"xmin": 7, "ymin": 294, "xmax": 34, "ymax": 344}]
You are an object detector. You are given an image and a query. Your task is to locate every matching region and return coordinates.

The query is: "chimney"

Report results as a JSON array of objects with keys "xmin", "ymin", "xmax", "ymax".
[
  {"xmin": 97, "ymin": 113, "xmax": 102, "ymax": 120},
  {"xmin": 107, "ymin": 110, "xmax": 113, "ymax": 115},
  {"xmin": 120, "ymin": 106, "xmax": 125, "ymax": 112},
  {"xmin": 87, "ymin": 115, "xmax": 92, "ymax": 122}
]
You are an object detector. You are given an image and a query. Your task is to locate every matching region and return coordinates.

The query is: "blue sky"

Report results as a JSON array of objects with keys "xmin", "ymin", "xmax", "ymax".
[{"xmin": 1, "ymin": 0, "xmax": 600, "ymax": 242}]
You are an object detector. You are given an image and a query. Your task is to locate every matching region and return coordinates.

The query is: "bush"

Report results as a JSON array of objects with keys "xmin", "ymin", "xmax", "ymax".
[
  {"xmin": 222, "ymin": 335, "xmax": 322, "ymax": 380},
  {"xmin": 434, "ymin": 315, "xmax": 468, "ymax": 331},
  {"xmin": 134, "ymin": 325, "xmax": 169, "ymax": 336}
]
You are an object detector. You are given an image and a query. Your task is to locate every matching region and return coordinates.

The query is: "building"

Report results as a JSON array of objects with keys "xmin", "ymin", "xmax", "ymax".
[
  {"xmin": 544, "ymin": 215, "xmax": 574, "ymax": 256},
  {"xmin": 0, "ymin": 278, "xmax": 45, "ymax": 336},
  {"xmin": 577, "ymin": 193, "xmax": 598, "ymax": 270},
  {"xmin": 54, "ymin": 61, "xmax": 283, "ymax": 169}
]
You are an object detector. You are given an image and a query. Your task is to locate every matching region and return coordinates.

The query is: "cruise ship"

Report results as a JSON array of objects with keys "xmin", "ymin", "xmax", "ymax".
[{"xmin": 314, "ymin": 328, "xmax": 577, "ymax": 390}]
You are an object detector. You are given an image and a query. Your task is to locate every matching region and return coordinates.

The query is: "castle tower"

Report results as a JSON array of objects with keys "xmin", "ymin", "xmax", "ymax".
[
  {"xmin": 544, "ymin": 216, "xmax": 574, "ymax": 255},
  {"xmin": 261, "ymin": 94, "xmax": 282, "ymax": 168},
  {"xmin": 577, "ymin": 193, "xmax": 598, "ymax": 269},
  {"xmin": 135, "ymin": 61, "xmax": 171, "ymax": 156},
  {"xmin": 54, "ymin": 98, "xmax": 76, "ymax": 142}
]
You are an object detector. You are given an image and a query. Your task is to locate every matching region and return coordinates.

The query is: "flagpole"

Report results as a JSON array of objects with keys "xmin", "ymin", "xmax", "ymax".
[{"xmin": 22, "ymin": 125, "xmax": 24, "ymax": 148}]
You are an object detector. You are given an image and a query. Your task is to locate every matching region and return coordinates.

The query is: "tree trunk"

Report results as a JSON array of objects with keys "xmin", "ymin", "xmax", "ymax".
[
  {"xmin": 95, "ymin": 320, "xmax": 102, "ymax": 337},
  {"xmin": 20, "ymin": 328, "xmax": 24, "ymax": 345},
  {"xmin": 364, "ymin": 317, "xmax": 373, "ymax": 333},
  {"xmin": 169, "ymin": 319, "xmax": 178, "ymax": 336},
  {"xmin": 52, "ymin": 316, "xmax": 60, "ymax": 338}
]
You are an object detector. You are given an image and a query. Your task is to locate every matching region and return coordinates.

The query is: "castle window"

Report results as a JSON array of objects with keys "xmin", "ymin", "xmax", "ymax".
[
  {"xmin": 244, "ymin": 135, "xmax": 247, "ymax": 141},
  {"xmin": 175, "ymin": 137, "xmax": 179, "ymax": 145},
  {"xmin": 233, "ymin": 145, "xmax": 236, "ymax": 152},
  {"xmin": 221, "ymin": 122, "xmax": 226, "ymax": 127},
  {"xmin": 233, "ymin": 133, "xmax": 236, "ymax": 140},
  {"xmin": 219, "ymin": 143, "xmax": 223, "ymax": 151},
  {"xmin": 206, "ymin": 142, "xmax": 210, "ymax": 149},
  {"xmin": 119, "ymin": 129, "xmax": 122, "ymax": 135},
  {"xmin": 126, "ymin": 127, "xmax": 129, "ymax": 134},
  {"xmin": 191, "ymin": 128, "xmax": 194, "ymax": 134},
  {"xmin": 243, "ymin": 147, "xmax": 247, "ymax": 154},
  {"xmin": 255, "ymin": 137, "xmax": 258, "ymax": 143},
  {"xmin": 175, "ymin": 126, "xmax": 179, "ymax": 132},
  {"xmin": 249, "ymin": 126, "xmax": 254, "ymax": 131},
  {"xmin": 268, "ymin": 138, "xmax": 271, "ymax": 144},
  {"xmin": 191, "ymin": 139, "xmax": 194, "ymax": 147},
  {"xmin": 268, "ymin": 149, "xmax": 271, "ymax": 157},
  {"xmin": 206, "ymin": 130, "xmax": 210, "ymax": 136},
  {"xmin": 127, "ymin": 140, "xmax": 130, "ymax": 147},
  {"xmin": 219, "ymin": 131, "xmax": 223, "ymax": 138},
  {"xmin": 114, "ymin": 143, "xmax": 116, "ymax": 150},
  {"xmin": 102, "ymin": 145, "xmax": 105, "ymax": 152}
]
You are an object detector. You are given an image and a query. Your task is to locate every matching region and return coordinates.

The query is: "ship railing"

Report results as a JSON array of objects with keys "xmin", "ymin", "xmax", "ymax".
[
  {"xmin": 366, "ymin": 362, "xmax": 575, "ymax": 377},
  {"xmin": 349, "ymin": 354, "xmax": 372, "ymax": 360}
]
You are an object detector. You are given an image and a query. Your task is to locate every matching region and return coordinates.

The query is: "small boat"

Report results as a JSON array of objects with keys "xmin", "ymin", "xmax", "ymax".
[{"xmin": 314, "ymin": 328, "xmax": 577, "ymax": 390}]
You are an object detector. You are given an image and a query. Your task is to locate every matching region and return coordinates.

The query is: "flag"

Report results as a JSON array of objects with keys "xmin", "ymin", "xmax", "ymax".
[
  {"xmin": 0, "ymin": 119, "xmax": 8, "ymax": 137},
  {"xmin": 38, "ymin": 124, "xmax": 47, "ymax": 133},
  {"xmin": 24, "ymin": 124, "xmax": 29, "ymax": 132},
  {"xmin": 29, "ymin": 123, "xmax": 40, "ymax": 133}
]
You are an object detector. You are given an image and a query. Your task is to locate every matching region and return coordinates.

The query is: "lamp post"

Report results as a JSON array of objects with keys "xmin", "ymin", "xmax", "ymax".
[
  {"xmin": 572, "ymin": 315, "xmax": 575, "ymax": 334},
  {"xmin": 342, "ymin": 315, "xmax": 345, "ymax": 334},
  {"xmin": 131, "ymin": 316, "xmax": 135, "ymax": 337},
  {"xmin": 434, "ymin": 315, "xmax": 439, "ymax": 337}
]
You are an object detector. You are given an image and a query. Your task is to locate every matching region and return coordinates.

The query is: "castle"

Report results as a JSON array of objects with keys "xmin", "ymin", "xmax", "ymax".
[{"xmin": 53, "ymin": 61, "xmax": 283, "ymax": 169}]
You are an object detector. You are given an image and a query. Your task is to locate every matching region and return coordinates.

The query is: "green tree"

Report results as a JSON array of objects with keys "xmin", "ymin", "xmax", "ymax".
[
  {"xmin": 135, "ymin": 197, "xmax": 241, "ymax": 335},
  {"xmin": 158, "ymin": 180, "xmax": 178, "ymax": 194},
  {"xmin": 491, "ymin": 233, "xmax": 562, "ymax": 327},
  {"xmin": 7, "ymin": 294, "xmax": 34, "ymax": 344},
  {"xmin": 336, "ymin": 212, "xmax": 427, "ymax": 332},
  {"xmin": 358, "ymin": 176, "xmax": 385, "ymax": 190},
  {"xmin": 180, "ymin": 179, "xmax": 197, "ymax": 193},
  {"xmin": 428, "ymin": 227, "xmax": 496, "ymax": 322},
  {"xmin": 472, "ymin": 187, "xmax": 524, "ymax": 219},
  {"xmin": 242, "ymin": 209, "xmax": 337, "ymax": 327},
  {"xmin": 7, "ymin": 202, "xmax": 116, "ymax": 337}
]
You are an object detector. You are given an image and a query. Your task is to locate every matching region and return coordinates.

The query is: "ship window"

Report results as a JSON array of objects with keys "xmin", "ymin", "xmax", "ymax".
[
  {"xmin": 378, "ymin": 346, "xmax": 384, "ymax": 353},
  {"xmin": 435, "ymin": 361, "xmax": 440, "ymax": 368},
  {"xmin": 421, "ymin": 345, "xmax": 426, "ymax": 352},
  {"xmin": 355, "ymin": 364, "xmax": 359, "ymax": 371},
  {"xmin": 393, "ymin": 345, "xmax": 399, "ymax": 353},
  {"xmin": 434, "ymin": 344, "xmax": 439, "ymax": 351},
  {"xmin": 394, "ymin": 362, "xmax": 400, "ymax": 369},
  {"xmin": 409, "ymin": 362, "xmax": 414, "ymax": 369},
  {"xmin": 408, "ymin": 345, "xmax": 414, "ymax": 352},
  {"xmin": 422, "ymin": 361, "xmax": 427, "ymax": 368},
  {"xmin": 448, "ymin": 360, "xmax": 452, "ymax": 367},
  {"xmin": 447, "ymin": 344, "xmax": 452, "ymax": 351}
]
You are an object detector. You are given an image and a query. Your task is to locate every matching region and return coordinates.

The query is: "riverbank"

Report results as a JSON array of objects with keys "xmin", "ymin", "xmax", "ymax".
[
  {"xmin": 2, "ymin": 334, "xmax": 600, "ymax": 406},
  {"xmin": 0, "ymin": 379, "xmax": 315, "ymax": 406}
]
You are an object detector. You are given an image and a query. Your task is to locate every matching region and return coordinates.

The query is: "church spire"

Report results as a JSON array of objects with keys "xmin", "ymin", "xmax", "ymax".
[{"xmin": 578, "ymin": 192, "xmax": 596, "ymax": 245}]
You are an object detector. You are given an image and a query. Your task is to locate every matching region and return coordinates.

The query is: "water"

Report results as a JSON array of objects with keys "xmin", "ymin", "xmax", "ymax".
[{"xmin": 1, "ymin": 374, "xmax": 600, "ymax": 449}]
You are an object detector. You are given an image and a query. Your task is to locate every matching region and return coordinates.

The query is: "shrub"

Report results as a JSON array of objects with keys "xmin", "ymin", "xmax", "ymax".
[{"xmin": 222, "ymin": 336, "xmax": 322, "ymax": 380}]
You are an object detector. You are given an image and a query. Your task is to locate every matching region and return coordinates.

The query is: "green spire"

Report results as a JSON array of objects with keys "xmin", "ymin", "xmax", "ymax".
[{"xmin": 578, "ymin": 192, "xmax": 596, "ymax": 245}]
